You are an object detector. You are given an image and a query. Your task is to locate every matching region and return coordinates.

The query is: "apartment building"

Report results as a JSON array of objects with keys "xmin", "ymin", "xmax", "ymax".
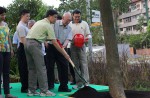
[{"xmin": 118, "ymin": 0, "xmax": 150, "ymax": 34}]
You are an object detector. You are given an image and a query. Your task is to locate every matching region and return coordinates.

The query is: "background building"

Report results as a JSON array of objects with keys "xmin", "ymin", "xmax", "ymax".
[{"xmin": 118, "ymin": 0, "xmax": 150, "ymax": 34}]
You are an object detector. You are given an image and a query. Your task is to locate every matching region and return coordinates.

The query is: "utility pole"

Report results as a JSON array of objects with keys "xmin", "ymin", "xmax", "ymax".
[
  {"xmin": 86, "ymin": 0, "xmax": 93, "ymax": 63},
  {"xmin": 86, "ymin": 0, "xmax": 91, "ymax": 25},
  {"xmin": 144, "ymin": 0, "xmax": 149, "ymax": 24}
]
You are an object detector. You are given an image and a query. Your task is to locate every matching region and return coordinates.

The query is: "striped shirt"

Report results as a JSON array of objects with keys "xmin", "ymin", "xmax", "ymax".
[{"xmin": 54, "ymin": 20, "xmax": 72, "ymax": 45}]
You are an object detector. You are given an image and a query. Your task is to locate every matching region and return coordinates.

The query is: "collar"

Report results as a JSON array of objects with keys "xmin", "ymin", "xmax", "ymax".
[
  {"xmin": 0, "ymin": 21, "xmax": 7, "ymax": 26},
  {"xmin": 72, "ymin": 20, "xmax": 82, "ymax": 23},
  {"xmin": 44, "ymin": 18, "xmax": 50, "ymax": 24},
  {"xmin": 20, "ymin": 21, "xmax": 27, "ymax": 27},
  {"xmin": 59, "ymin": 20, "xmax": 63, "ymax": 26},
  {"xmin": 58, "ymin": 20, "xmax": 68, "ymax": 29}
]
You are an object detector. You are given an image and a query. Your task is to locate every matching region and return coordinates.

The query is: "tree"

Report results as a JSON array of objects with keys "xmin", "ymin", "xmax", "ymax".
[
  {"xmin": 136, "ymin": 15, "xmax": 146, "ymax": 32},
  {"xmin": 99, "ymin": 0, "xmax": 126, "ymax": 98},
  {"xmin": 57, "ymin": 0, "xmax": 87, "ymax": 20},
  {"xmin": 6, "ymin": 0, "xmax": 51, "ymax": 34},
  {"xmin": 91, "ymin": 26, "xmax": 104, "ymax": 45},
  {"xmin": 111, "ymin": 0, "xmax": 130, "ymax": 34}
]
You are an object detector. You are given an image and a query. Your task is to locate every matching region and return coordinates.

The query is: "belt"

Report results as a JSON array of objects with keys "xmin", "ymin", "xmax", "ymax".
[{"xmin": 27, "ymin": 38, "xmax": 41, "ymax": 44}]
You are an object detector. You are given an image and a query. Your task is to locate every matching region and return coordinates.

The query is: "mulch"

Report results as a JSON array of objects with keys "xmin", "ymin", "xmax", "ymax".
[{"xmin": 70, "ymin": 86, "xmax": 150, "ymax": 98}]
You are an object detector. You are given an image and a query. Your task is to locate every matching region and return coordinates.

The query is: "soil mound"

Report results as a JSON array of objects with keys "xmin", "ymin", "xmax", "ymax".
[
  {"xmin": 70, "ymin": 86, "xmax": 102, "ymax": 98},
  {"xmin": 70, "ymin": 86, "xmax": 150, "ymax": 98}
]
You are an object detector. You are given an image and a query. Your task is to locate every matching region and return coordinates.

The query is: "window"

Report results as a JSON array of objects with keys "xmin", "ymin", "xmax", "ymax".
[
  {"xmin": 136, "ymin": 4, "xmax": 140, "ymax": 9},
  {"xmin": 131, "ymin": 3, "xmax": 136, "ymax": 10},
  {"xmin": 126, "ymin": 26, "xmax": 132, "ymax": 31},
  {"xmin": 143, "ymin": 4, "xmax": 146, "ymax": 8},
  {"xmin": 132, "ymin": 15, "xmax": 137, "ymax": 19},
  {"xmin": 119, "ymin": 19, "xmax": 122, "ymax": 22},
  {"xmin": 133, "ymin": 25, "xmax": 137, "ymax": 30},
  {"xmin": 123, "ymin": 17, "xmax": 131, "ymax": 23},
  {"xmin": 120, "ymin": 28, "xmax": 123, "ymax": 31}
]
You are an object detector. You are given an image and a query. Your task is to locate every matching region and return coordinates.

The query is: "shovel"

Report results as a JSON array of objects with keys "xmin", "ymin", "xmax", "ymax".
[
  {"xmin": 60, "ymin": 45, "xmax": 88, "ymax": 85},
  {"xmin": 68, "ymin": 58, "xmax": 88, "ymax": 85}
]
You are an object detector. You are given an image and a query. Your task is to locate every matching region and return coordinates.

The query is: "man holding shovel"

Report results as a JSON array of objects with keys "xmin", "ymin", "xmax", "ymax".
[
  {"xmin": 46, "ymin": 12, "xmax": 72, "ymax": 92},
  {"xmin": 25, "ymin": 9, "xmax": 70, "ymax": 96}
]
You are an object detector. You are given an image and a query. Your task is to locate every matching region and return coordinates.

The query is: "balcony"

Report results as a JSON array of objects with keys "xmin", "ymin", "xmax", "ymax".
[
  {"xmin": 119, "ymin": 19, "xmax": 138, "ymax": 28},
  {"xmin": 119, "ymin": 9, "xmax": 149, "ymax": 19}
]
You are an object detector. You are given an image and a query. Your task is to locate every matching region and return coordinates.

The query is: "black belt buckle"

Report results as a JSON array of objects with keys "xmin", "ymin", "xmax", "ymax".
[{"xmin": 34, "ymin": 39, "xmax": 41, "ymax": 44}]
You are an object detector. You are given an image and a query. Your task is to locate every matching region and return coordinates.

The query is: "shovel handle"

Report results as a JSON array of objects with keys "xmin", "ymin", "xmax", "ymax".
[
  {"xmin": 61, "ymin": 48, "xmax": 75, "ymax": 68},
  {"xmin": 68, "ymin": 58, "xmax": 75, "ymax": 68}
]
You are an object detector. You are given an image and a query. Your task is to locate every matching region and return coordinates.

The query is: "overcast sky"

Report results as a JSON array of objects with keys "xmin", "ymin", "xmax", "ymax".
[{"xmin": 0, "ymin": 0, "xmax": 61, "ymax": 8}]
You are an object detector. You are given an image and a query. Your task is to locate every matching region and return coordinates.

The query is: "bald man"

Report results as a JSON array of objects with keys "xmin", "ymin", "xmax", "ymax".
[{"xmin": 46, "ymin": 12, "xmax": 72, "ymax": 92}]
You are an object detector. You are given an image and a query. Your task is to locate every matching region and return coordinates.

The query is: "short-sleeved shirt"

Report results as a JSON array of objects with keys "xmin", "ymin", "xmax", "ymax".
[
  {"xmin": 54, "ymin": 20, "xmax": 72, "ymax": 45},
  {"xmin": 13, "ymin": 31, "xmax": 19, "ymax": 48},
  {"xmin": 69, "ymin": 20, "xmax": 90, "ymax": 38},
  {"xmin": 16, "ymin": 21, "xmax": 29, "ymax": 42},
  {"xmin": 26, "ymin": 18, "xmax": 56, "ymax": 43},
  {"xmin": 0, "ymin": 21, "xmax": 10, "ymax": 52}
]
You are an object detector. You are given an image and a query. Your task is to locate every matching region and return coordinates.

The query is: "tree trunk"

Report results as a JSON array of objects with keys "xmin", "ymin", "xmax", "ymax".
[
  {"xmin": 99, "ymin": 0, "xmax": 126, "ymax": 98},
  {"xmin": 113, "ymin": 10, "xmax": 119, "ymax": 34}
]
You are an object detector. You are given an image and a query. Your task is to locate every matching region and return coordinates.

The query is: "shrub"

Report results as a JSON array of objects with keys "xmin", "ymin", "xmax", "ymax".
[{"xmin": 88, "ymin": 51, "xmax": 150, "ymax": 91}]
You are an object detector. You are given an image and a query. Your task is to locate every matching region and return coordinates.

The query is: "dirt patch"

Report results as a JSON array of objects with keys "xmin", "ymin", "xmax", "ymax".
[{"xmin": 70, "ymin": 86, "xmax": 150, "ymax": 98}]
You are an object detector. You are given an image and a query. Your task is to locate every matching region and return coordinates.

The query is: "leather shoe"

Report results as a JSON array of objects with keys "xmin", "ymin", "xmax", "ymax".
[
  {"xmin": 70, "ymin": 82, "xmax": 76, "ymax": 85},
  {"xmin": 48, "ymin": 85, "xmax": 54, "ymax": 90},
  {"xmin": 58, "ymin": 87, "xmax": 71, "ymax": 92},
  {"xmin": 21, "ymin": 89, "xmax": 28, "ymax": 93},
  {"xmin": 5, "ymin": 94, "xmax": 18, "ymax": 98}
]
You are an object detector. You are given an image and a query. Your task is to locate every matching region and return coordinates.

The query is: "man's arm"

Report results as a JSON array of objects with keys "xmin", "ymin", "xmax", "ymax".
[
  {"xmin": 12, "ymin": 32, "xmax": 19, "ymax": 52},
  {"xmin": 63, "ymin": 28, "xmax": 72, "ymax": 48},
  {"xmin": 17, "ymin": 26, "xmax": 27, "ymax": 45},
  {"xmin": 20, "ymin": 37, "xmax": 26, "ymax": 45},
  {"xmin": 63, "ymin": 39, "xmax": 70, "ymax": 48},
  {"xmin": 85, "ymin": 21, "xmax": 91, "ymax": 36}
]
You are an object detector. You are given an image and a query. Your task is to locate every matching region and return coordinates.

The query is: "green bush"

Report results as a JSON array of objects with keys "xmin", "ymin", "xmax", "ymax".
[
  {"xmin": 10, "ymin": 55, "xmax": 20, "ymax": 82},
  {"xmin": 90, "ymin": 26, "xmax": 104, "ymax": 45},
  {"xmin": 88, "ymin": 52, "xmax": 150, "ymax": 91},
  {"xmin": 117, "ymin": 33, "xmax": 150, "ymax": 49}
]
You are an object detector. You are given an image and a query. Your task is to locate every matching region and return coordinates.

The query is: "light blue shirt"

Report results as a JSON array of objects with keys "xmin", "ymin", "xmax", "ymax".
[
  {"xmin": 13, "ymin": 31, "xmax": 19, "ymax": 48},
  {"xmin": 54, "ymin": 20, "xmax": 72, "ymax": 46}
]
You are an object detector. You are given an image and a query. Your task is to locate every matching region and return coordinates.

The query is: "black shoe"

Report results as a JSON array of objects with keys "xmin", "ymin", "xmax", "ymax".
[
  {"xmin": 48, "ymin": 85, "xmax": 54, "ymax": 90},
  {"xmin": 36, "ymin": 86, "xmax": 39, "ymax": 90},
  {"xmin": 5, "ymin": 94, "xmax": 18, "ymax": 98},
  {"xmin": 70, "ymin": 82, "xmax": 76, "ymax": 85},
  {"xmin": 58, "ymin": 87, "xmax": 71, "ymax": 92},
  {"xmin": 54, "ymin": 80, "xmax": 59, "ymax": 84},
  {"xmin": 21, "ymin": 89, "xmax": 28, "ymax": 93}
]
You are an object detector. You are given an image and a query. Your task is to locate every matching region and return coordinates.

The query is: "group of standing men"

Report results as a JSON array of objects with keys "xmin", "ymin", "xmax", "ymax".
[{"xmin": 0, "ymin": 6, "xmax": 91, "ymax": 97}]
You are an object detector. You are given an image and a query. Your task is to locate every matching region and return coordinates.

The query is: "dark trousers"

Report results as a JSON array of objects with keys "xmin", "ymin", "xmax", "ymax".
[
  {"xmin": 17, "ymin": 43, "xmax": 28, "ymax": 91},
  {"xmin": 46, "ymin": 44, "xmax": 69, "ymax": 88},
  {"xmin": 67, "ymin": 48, "xmax": 76, "ymax": 83},
  {"xmin": 0, "ymin": 52, "xmax": 10, "ymax": 94}
]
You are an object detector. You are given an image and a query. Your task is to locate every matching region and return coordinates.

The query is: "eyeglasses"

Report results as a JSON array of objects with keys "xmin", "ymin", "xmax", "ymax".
[{"xmin": 73, "ymin": 16, "xmax": 80, "ymax": 19}]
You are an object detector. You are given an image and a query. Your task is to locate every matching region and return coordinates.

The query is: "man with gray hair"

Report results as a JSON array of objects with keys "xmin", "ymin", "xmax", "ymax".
[
  {"xmin": 28, "ymin": 20, "xmax": 36, "ymax": 29},
  {"xmin": 46, "ymin": 12, "xmax": 72, "ymax": 92}
]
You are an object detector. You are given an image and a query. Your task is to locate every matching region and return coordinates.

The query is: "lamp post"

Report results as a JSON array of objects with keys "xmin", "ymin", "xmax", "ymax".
[
  {"xmin": 86, "ymin": 0, "xmax": 91, "ymax": 25},
  {"xmin": 86, "ymin": 0, "xmax": 93, "ymax": 63},
  {"xmin": 144, "ymin": 0, "xmax": 149, "ymax": 24}
]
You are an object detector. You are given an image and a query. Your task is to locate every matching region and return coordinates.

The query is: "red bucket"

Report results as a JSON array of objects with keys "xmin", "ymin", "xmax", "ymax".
[{"xmin": 73, "ymin": 34, "xmax": 84, "ymax": 48}]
